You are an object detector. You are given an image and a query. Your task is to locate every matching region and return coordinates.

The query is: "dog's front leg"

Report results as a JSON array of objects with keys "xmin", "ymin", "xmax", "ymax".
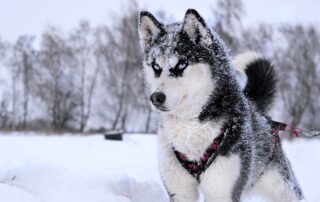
[{"xmin": 159, "ymin": 147, "xmax": 199, "ymax": 202}]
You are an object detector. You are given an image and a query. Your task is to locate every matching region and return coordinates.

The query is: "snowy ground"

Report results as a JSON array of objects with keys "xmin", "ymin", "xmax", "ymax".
[{"xmin": 0, "ymin": 133, "xmax": 319, "ymax": 202}]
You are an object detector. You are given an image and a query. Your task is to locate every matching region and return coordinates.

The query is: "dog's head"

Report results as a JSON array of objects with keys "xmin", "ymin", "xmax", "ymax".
[{"xmin": 138, "ymin": 9, "xmax": 229, "ymax": 118}]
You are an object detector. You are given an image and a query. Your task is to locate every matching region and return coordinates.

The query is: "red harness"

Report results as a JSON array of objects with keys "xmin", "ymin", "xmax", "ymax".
[
  {"xmin": 171, "ymin": 120, "xmax": 300, "ymax": 182},
  {"xmin": 172, "ymin": 128, "xmax": 225, "ymax": 182}
]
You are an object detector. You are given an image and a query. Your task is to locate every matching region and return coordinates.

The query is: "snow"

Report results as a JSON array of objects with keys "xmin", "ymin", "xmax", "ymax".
[
  {"xmin": 0, "ymin": 134, "xmax": 167, "ymax": 202},
  {"xmin": 282, "ymin": 138, "xmax": 320, "ymax": 202},
  {"xmin": 0, "ymin": 133, "xmax": 319, "ymax": 202}
]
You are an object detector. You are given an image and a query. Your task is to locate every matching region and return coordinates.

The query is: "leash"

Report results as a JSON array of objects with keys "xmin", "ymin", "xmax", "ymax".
[
  {"xmin": 271, "ymin": 120, "xmax": 320, "ymax": 138},
  {"xmin": 171, "ymin": 119, "xmax": 320, "ymax": 182}
]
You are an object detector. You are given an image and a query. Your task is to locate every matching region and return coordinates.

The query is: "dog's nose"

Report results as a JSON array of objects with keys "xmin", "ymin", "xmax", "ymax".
[{"xmin": 150, "ymin": 92, "xmax": 166, "ymax": 106}]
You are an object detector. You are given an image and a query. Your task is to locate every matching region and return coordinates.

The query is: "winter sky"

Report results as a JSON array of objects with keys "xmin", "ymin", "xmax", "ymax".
[{"xmin": 0, "ymin": 0, "xmax": 320, "ymax": 42}]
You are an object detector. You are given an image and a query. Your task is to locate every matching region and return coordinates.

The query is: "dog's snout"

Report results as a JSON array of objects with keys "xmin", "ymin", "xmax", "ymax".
[{"xmin": 150, "ymin": 92, "xmax": 166, "ymax": 106}]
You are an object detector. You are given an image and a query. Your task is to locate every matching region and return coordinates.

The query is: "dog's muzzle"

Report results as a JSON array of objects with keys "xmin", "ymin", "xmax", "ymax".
[{"xmin": 150, "ymin": 92, "xmax": 166, "ymax": 110}]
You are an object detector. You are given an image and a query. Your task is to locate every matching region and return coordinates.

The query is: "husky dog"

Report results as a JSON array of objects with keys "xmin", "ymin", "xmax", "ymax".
[{"xmin": 138, "ymin": 9, "xmax": 303, "ymax": 202}]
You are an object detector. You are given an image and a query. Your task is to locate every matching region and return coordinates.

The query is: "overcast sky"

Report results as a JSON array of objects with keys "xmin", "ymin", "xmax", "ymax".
[{"xmin": 1, "ymin": 0, "xmax": 320, "ymax": 42}]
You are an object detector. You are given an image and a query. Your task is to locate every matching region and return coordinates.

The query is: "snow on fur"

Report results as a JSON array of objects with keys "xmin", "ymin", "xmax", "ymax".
[{"xmin": 139, "ymin": 9, "xmax": 302, "ymax": 201}]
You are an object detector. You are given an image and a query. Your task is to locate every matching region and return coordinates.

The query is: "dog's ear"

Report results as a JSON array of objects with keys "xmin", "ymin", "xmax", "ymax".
[
  {"xmin": 138, "ymin": 11, "xmax": 164, "ymax": 51},
  {"xmin": 182, "ymin": 9, "xmax": 213, "ymax": 46}
]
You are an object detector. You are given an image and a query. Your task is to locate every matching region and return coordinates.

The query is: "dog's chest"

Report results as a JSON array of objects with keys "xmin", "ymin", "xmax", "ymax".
[{"xmin": 161, "ymin": 116, "xmax": 222, "ymax": 161}]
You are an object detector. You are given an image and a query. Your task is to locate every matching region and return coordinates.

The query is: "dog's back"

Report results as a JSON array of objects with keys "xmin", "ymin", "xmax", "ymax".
[{"xmin": 233, "ymin": 52, "xmax": 304, "ymax": 201}]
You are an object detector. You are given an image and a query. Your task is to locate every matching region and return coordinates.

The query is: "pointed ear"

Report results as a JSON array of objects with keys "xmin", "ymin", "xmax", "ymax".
[
  {"xmin": 138, "ymin": 11, "xmax": 164, "ymax": 51},
  {"xmin": 182, "ymin": 9, "xmax": 213, "ymax": 46}
]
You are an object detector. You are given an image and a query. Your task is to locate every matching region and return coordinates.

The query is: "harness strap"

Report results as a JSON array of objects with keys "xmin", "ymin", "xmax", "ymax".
[
  {"xmin": 172, "ymin": 119, "xmax": 319, "ymax": 182},
  {"xmin": 172, "ymin": 128, "xmax": 225, "ymax": 182},
  {"xmin": 205, "ymin": 128, "xmax": 228, "ymax": 170},
  {"xmin": 172, "ymin": 118, "xmax": 320, "ymax": 183}
]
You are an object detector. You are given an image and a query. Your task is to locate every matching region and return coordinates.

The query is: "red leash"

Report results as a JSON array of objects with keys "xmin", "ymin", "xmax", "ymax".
[{"xmin": 271, "ymin": 120, "xmax": 320, "ymax": 138}]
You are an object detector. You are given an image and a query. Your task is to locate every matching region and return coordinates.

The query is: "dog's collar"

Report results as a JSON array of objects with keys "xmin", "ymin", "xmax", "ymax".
[{"xmin": 171, "ymin": 128, "xmax": 226, "ymax": 182}]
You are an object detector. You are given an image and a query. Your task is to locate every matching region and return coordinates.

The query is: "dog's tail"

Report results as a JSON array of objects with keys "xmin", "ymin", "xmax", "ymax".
[{"xmin": 232, "ymin": 52, "xmax": 277, "ymax": 113}]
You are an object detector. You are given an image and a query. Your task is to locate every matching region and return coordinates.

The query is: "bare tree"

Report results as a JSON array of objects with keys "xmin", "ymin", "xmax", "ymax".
[
  {"xmin": 96, "ymin": 1, "xmax": 151, "ymax": 132},
  {"xmin": 69, "ymin": 21, "xmax": 100, "ymax": 131},
  {"xmin": 37, "ymin": 27, "xmax": 80, "ymax": 131},
  {"xmin": 94, "ymin": 25, "xmax": 122, "ymax": 130},
  {"xmin": 0, "ymin": 37, "xmax": 6, "ymax": 60},
  {"xmin": 9, "ymin": 48, "xmax": 19, "ymax": 129},
  {"xmin": 213, "ymin": 0, "xmax": 245, "ymax": 54},
  {"xmin": 0, "ymin": 99, "xmax": 10, "ymax": 129},
  {"xmin": 240, "ymin": 24, "xmax": 274, "ymax": 56},
  {"xmin": 14, "ymin": 36, "xmax": 36, "ymax": 129},
  {"xmin": 275, "ymin": 25, "xmax": 320, "ymax": 129},
  {"xmin": 7, "ymin": 36, "xmax": 36, "ymax": 129},
  {"xmin": 0, "ymin": 38, "xmax": 11, "ymax": 129}
]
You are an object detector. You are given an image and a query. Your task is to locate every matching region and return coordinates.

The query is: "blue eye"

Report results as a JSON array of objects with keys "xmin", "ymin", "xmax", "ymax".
[
  {"xmin": 151, "ymin": 59, "xmax": 161, "ymax": 71},
  {"xmin": 152, "ymin": 63, "xmax": 161, "ymax": 70},
  {"xmin": 177, "ymin": 59, "xmax": 189, "ymax": 70},
  {"xmin": 151, "ymin": 59, "xmax": 162, "ymax": 77}
]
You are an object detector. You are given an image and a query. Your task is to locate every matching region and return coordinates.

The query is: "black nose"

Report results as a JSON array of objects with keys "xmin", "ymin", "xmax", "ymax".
[{"xmin": 150, "ymin": 92, "xmax": 166, "ymax": 106}]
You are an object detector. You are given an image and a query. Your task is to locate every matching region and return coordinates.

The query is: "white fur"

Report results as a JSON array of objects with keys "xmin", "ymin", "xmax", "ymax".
[
  {"xmin": 231, "ymin": 51, "xmax": 262, "ymax": 90},
  {"xmin": 145, "ymin": 55, "xmax": 301, "ymax": 201},
  {"xmin": 158, "ymin": 127, "xmax": 200, "ymax": 202},
  {"xmin": 145, "ymin": 54, "xmax": 241, "ymax": 201},
  {"xmin": 144, "ymin": 54, "xmax": 300, "ymax": 201},
  {"xmin": 232, "ymin": 52, "xmax": 264, "ymax": 90},
  {"xmin": 160, "ymin": 115, "xmax": 223, "ymax": 161},
  {"xmin": 139, "ymin": 10, "xmax": 300, "ymax": 201},
  {"xmin": 200, "ymin": 154, "xmax": 241, "ymax": 202},
  {"xmin": 158, "ymin": 116, "xmax": 240, "ymax": 202},
  {"xmin": 232, "ymin": 51, "xmax": 262, "ymax": 74},
  {"xmin": 183, "ymin": 13, "xmax": 212, "ymax": 46},
  {"xmin": 245, "ymin": 169, "xmax": 301, "ymax": 202},
  {"xmin": 144, "ymin": 56, "xmax": 214, "ymax": 120},
  {"xmin": 168, "ymin": 56, "xmax": 179, "ymax": 67},
  {"xmin": 158, "ymin": 114, "xmax": 301, "ymax": 201},
  {"xmin": 149, "ymin": 55, "xmax": 241, "ymax": 200},
  {"xmin": 159, "ymin": 116, "xmax": 301, "ymax": 202},
  {"xmin": 139, "ymin": 16, "xmax": 162, "ymax": 50}
]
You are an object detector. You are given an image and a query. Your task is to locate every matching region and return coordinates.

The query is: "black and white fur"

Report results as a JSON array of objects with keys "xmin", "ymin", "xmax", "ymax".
[{"xmin": 138, "ymin": 9, "xmax": 304, "ymax": 202}]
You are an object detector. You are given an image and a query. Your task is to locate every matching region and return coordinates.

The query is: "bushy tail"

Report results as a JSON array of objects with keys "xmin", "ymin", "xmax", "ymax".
[{"xmin": 232, "ymin": 52, "xmax": 277, "ymax": 113}]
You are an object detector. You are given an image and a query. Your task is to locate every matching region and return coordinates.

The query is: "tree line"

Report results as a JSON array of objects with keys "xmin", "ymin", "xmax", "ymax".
[{"xmin": 0, "ymin": 0, "xmax": 319, "ymax": 133}]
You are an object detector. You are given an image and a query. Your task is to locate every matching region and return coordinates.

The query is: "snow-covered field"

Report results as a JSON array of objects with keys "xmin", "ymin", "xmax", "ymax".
[{"xmin": 0, "ymin": 133, "xmax": 319, "ymax": 202}]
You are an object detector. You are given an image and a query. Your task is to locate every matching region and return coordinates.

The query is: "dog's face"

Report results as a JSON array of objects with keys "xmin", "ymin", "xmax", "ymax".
[{"xmin": 138, "ymin": 9, "xmax": 218, "ymax": 117}]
